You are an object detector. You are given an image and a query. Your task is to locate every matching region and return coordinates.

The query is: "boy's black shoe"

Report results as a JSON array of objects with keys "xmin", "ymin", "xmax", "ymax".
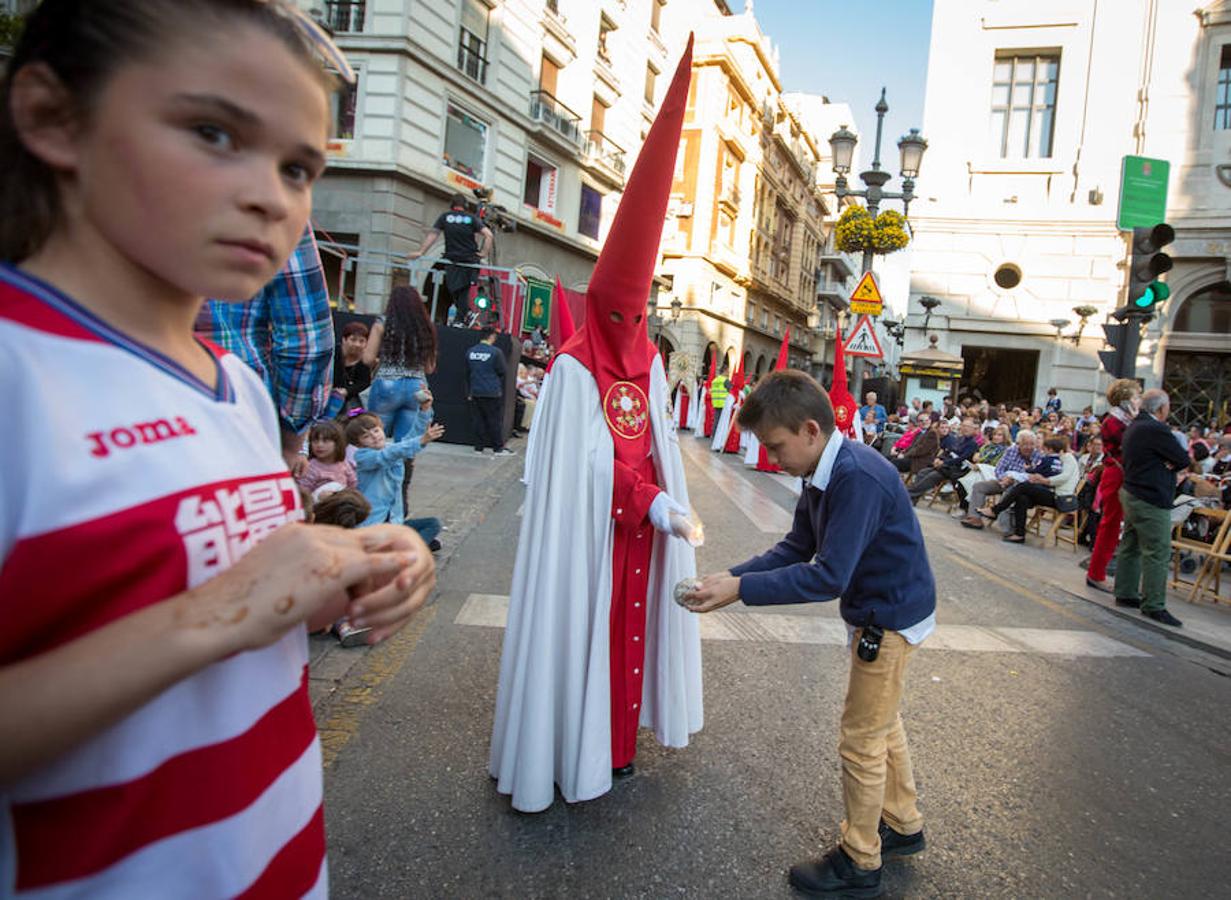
[
  {"xmin": 788, "ymin": 847, "xmax": 882, "ymax": 898},
  {"xmin": 878, "ymin": 820, "xmax": 926, "ymax": 859},
  {"xmin": 1115, "ymin": 596, "xmax": 1141, "ymax": 609},
  {"xmin": 1143, "ymin": 608, "xmax": 1183, "ymax": 627}
]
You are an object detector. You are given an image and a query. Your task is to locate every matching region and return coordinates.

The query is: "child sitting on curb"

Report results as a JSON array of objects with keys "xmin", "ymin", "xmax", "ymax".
[
  {"xmin": 313, "ymin": 489, "xmax": 377, "ymax": 647},
  {"xmin": 297, "ymin": 420, "xmax": 357, "ymax": 496}
]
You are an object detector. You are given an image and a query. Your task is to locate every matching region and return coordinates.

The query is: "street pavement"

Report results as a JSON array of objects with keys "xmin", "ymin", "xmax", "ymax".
[{"xmin": 312, "ymin": 431, "xmax": 1231, "ymax": 899}]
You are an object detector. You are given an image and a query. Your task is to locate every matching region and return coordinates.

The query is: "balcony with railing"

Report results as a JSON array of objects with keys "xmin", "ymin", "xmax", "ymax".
[
  {"xmin": 457, "ymin": 37, "xmax": 488, "ymax": 84},
  {"xmin": 323, "ymin": 1, "xmax": 365, "ymax": 33},
  {"xmin": 529, "ymin": 91, "xmax": 583, "ymax": 146},
  {"xmin": 583, "ymin": 130, "xmax": 627, "ymax": 179}
]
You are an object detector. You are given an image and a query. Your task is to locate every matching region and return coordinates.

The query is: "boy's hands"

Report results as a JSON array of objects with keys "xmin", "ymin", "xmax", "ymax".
[
  {"xmin": 422, "ymin": 423, "xmax": 446, "ymax": 444},
  {"xmin": 683, "ymin": 571, "xmax": 741, "ymax": 613}
]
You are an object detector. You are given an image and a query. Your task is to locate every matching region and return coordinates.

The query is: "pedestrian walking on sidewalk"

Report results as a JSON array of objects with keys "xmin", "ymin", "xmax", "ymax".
[
  {"xmin": 1114, "ymin": 390, "xmax": 1191, "ymax": 627},
  {"xmin": 685, "ymin": 370, "xmax": 935, "ymax": 898},
  {"xmin": 465, "ymin": 328, "xmax": 513, "ymax": 456}
]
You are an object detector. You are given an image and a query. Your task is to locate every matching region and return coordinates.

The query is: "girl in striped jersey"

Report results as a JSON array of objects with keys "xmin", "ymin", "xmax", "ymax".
[{"xmin": 0, "ymin": 2, "xmax": 434, "ymax": 896}]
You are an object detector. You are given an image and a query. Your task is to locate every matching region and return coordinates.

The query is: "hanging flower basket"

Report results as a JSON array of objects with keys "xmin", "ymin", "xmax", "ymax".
[{"xmin": 834, "ymin": 205, "xmax": 911, "ymax": 255}]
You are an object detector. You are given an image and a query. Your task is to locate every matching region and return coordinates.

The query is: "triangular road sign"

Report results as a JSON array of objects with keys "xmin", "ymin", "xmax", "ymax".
[
  {"xmin": 850, "ymin": 272, "xmax": 882, "ymax": 303},
  {"xmin": 844, "ymin": 314, "xmax": 884, "ymax": 359},
  {"xmin": 849, "ymin": 271, "xmax": 883, "ymax": 315}
]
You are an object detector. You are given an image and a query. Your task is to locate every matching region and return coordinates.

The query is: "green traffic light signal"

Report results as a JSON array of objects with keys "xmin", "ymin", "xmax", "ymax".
[{"xmin": 1133, "ymin": 280, "xmax": 1171, "ymax": 309}]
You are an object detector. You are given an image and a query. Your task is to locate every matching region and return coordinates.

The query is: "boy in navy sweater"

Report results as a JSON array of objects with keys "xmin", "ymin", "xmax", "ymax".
[{"xmin": 686, "ymin": 370, "xmax": 936, "ymax": 898}]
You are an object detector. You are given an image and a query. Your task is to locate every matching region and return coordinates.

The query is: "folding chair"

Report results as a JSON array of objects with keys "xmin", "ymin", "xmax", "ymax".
[{"xmin": 1177, "ymin": 508, "xmax": 1231, "ymax": 605}]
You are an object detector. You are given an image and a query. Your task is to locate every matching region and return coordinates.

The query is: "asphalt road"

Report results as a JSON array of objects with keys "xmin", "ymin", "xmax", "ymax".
[{"xmin": 318, "ymin": 434, "xmax": 1231, "ymax": 899}]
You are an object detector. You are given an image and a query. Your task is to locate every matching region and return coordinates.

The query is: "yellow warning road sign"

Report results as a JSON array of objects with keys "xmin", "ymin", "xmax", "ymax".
[{"xmin": 849, "ymin": 271, "xmax": 883, "ymax": 316}]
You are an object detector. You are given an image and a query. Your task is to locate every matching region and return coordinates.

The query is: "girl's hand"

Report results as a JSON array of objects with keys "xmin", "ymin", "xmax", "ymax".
[
  {"xmin": 418, "ymin": 390, "xmax": 434, "ymax": 411},
  {"xmin": 422, "ymin": 423, "xmax": 446, "ymax": 444},
  {"xmin": 344, "ymin": 524, "xmax": 437, "ymax": 644},
  {"xmin": 183, "ymin": 523, "xmax": 419, "ymax": 652}
]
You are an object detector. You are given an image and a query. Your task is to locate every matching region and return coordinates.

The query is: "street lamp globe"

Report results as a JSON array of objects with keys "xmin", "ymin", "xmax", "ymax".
[
  {"xmin": 670, "ymin": 297, "xmax": 683, "ymax": 320},
  {"xmin": 898, "ymin": 128, "xmax": 928, "ymax": 179},
  {"xmin": 828, "ymin": 125, "xmax": 858, "ymax": 175}
]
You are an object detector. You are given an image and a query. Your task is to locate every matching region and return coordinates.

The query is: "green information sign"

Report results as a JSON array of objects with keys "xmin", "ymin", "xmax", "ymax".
[
  {"xmin": 1117, "ymin": 155, "xmax": 1169, "ymax": 231},
  {"xmin": 521, "ymin": 278, "xmax": 552, "ymax": 333}
]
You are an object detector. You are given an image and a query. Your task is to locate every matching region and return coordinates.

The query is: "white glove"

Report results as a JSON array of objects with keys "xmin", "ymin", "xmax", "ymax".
[{"xmin": 649, "ymin": 494, "xmax": 702, "ymax": 545}]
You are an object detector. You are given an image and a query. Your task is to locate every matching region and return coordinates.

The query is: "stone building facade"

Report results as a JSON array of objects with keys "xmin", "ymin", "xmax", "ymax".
[
  {"xmin": 302, "ymin": 0, "xmax": 718, "ymax": 313},
  {"xmin": 907, "ymin": 0, "xmax": 1231, "ymax": 425}
]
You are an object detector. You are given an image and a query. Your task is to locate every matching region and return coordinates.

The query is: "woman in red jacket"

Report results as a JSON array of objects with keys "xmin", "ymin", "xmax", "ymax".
[{"xmin": 1086, "ymin": 379, "xmax": 1142, "ymax": 591}]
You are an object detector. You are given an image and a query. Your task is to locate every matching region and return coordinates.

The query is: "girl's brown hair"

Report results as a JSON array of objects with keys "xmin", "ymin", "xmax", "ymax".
[
  {"xmin": 1, "ymin": 0, "xmax": 335, "ymax": 262},
  {"xmin": 308, "ymin": 420, "xmax": 347, "ymax": 463},
  {"xmin": 313, "ymin": 488, "xmax": 371, "ymax": 529}
]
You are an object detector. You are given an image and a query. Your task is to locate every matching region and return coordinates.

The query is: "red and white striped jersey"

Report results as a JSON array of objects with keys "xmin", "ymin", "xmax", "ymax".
[{"xmin": 0, "ymin": 265, "xmax": 326, "ymax": 898}]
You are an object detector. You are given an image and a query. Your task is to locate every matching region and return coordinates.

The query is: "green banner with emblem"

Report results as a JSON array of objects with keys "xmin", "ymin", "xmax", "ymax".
[{"xmin": 521, "ymin": 278, "xmax": 552, "ymax": 333}]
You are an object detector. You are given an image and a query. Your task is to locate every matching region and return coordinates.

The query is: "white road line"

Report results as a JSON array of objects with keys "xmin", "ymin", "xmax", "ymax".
[
  {"xmin": 679, "ymin": 436, "xmax": 795, "ymax": 534},
  {"xmin": 454, "ymin": 594, "xmax": 1149, "ymax": 658}
]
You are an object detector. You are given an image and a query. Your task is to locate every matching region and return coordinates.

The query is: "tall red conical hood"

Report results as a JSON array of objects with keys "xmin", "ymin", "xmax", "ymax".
[
  {"xmin": 829, "ymin": 331, "xmax": 859, "ymax": 438},
  {"xmin": 774, "ymin": 328, "xmax": 791, "ymax": 370},
  {"xmin": 551, "ymin": 277, "xmax": 576, "ymax": 346},
  {"xmin": 561, "ymin": 35, "xmax": 693, "ymax": 388}
]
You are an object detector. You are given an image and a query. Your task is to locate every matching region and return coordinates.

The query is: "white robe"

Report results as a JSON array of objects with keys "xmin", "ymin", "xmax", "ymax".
[
  {"xmin": 744, "ymin": 431, "xmax": 760, "ymax": 467},
  {"xmin": 686, "ymin": 380, "xmax": 702, "ymax": 431},
  {"xmin": 491, "ymin": 354, "xmax": 704, "ymax": 813},
  {"xmin": 710, "ymin": 401, "xmax": 733, "ymax": 452}
]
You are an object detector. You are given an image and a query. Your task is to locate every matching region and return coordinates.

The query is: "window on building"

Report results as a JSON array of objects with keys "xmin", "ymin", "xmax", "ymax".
[
  {"xmin": 650, "ymin": 0, "xmax": 664, "ymax": 34},
  {"xmin": 540, "ymin": 54, "xmax": 560, "ymax": 95},
  {"xmin": 324, "ymin": 1, "xmax": 365, "ymax": 33},
  {"xmin": 598, "ymin": 15, "xmax": 616, "ymax": 64},
  {"xmin": 710, "ymin": 282, "xmax": 722, "ymax": 309},
  {"xmin": 761, "ymin": 309, "xmax": 769, "ymax": 329},
  {"xmin": 775, "ymin": 315, "xmax": 782, "ymax": 335},
  {"xmin": 1216, "ymin": 45, "xmax": 1231, "ymax": 129},
  {"xmin": 331, "ymin": 72, "xmax": 359, "ymax": 140},
  {"xmin": 990, "ymin": 52, "xmax": 1059, "ymax": 158},
  {"xmin": 645, "ymin": 64, "xmax": 658, "ymax": 106},
  {"xmin": 523, "ymin": 155, "xmax": 558, "ymax": 213},
  {"xmin": 458, "ymin": 0, "xmax": 490, "ymax": 84},
  {"xmin": 591, "ymin": 95, "xmax": 608, "ymax": 135},
  {"xmin": 746, "ymin": 302, "xmax": 756, "ymax": 324},
  {"xmin": 443, "ymin": 103, "xmax": 487, "ymax": 180},
  {"xmin": 314, "ymin": 231, "xmax": 359, "ymax": 307},
  {"xmin": 579, "ymin": 183, "xmax": 603, "ymax": 239}
]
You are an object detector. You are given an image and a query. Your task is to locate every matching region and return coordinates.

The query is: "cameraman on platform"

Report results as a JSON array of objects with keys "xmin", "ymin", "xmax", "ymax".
[{"xmin": 411, "ymin": 193, "xmax": 494, "ymax": 316}]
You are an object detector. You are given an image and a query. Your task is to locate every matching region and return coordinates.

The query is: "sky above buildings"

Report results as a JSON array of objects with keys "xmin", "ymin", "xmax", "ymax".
[{"xmin": 731, "ymin": 0, "xmax": 934, "ymax": 163}]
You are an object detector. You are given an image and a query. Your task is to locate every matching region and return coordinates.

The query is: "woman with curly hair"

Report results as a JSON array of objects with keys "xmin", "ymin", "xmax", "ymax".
[
  {"xmin": 1086, "ymin": 378, "xmax": 1142, "ymax": 592},
  {"xmin": 368, "ymin": 286, "xmax": 438, "ymax": 432}
]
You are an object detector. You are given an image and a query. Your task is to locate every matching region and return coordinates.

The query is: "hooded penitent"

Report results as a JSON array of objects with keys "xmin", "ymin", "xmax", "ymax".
[
  {"xmin": 722, "ymin": 358, "xmax": 746, "ymax": 453},
  {"xmin": 829, "ymin": 331, "xmax": 859, "ymax": 439},
  {"xmin": 755, "ymin": 329, "xmax": 792, "ymax": 472},
  {"xmin": 557, "ymin": 34, "xmax": 694, "ymax": 415},
  {"xmin": 490, "ymin": 36, "xmax": 702, "ymax": 814}
]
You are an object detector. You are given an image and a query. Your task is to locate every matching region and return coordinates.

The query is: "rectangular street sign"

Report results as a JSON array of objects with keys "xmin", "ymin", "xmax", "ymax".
[{"xmin": 1117, "ymin": 155, "xmax": 1169, "ymax": 231}]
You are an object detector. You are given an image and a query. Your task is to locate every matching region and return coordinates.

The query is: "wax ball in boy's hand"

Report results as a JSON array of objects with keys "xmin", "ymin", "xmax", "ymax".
[{"xmin": 422, "ymin": 423, "xmax": 446, "ymax": 444}]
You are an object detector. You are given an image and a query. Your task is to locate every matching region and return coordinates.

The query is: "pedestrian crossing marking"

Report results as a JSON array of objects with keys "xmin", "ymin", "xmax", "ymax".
[{"xmin": 454, "ymin": 594, "xmax": 1149, "ymax": 658}]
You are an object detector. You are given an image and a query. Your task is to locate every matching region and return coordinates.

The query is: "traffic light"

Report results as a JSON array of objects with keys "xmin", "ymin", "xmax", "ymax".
[{"xmin": 1127, "ymin": 223, "xmax": 1174, "ymax": 312}]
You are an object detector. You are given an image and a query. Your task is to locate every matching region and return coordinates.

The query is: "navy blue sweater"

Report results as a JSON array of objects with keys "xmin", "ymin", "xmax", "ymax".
[{"xmin": 730, "ymin": 438, "xmax": 936, "ymax": 631}]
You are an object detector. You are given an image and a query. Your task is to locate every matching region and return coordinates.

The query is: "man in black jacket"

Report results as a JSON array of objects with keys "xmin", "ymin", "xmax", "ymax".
[
  {"xmin": 1115, "ymin": 389, "xmax": 1190, "ymax": 627},
  {"xmin": 465, "ymin": 329, "xmax": 512, "ymax": 456}
]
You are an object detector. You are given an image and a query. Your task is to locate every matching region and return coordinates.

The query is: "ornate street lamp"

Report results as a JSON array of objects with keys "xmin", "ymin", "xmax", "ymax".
[
  {"xmin": 1070, "ymin": 304, "xmax": 1098, "ymax": 344},
  {"xmin": 828, "ymin": 89, "xmax": 928, "ymax": 221},
  {"xmin": 919, "ymin": 296, "xmax": 941, "ymax": 333},
  {"xmin": 1049, "ymin": 317, "xmax": 1072, "ymax": 341}
]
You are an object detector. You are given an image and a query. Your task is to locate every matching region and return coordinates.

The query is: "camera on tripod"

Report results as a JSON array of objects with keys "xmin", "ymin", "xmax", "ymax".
[{"xmin": 472, "ymin": 187, "xmax": 516, "ymax": 234}]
